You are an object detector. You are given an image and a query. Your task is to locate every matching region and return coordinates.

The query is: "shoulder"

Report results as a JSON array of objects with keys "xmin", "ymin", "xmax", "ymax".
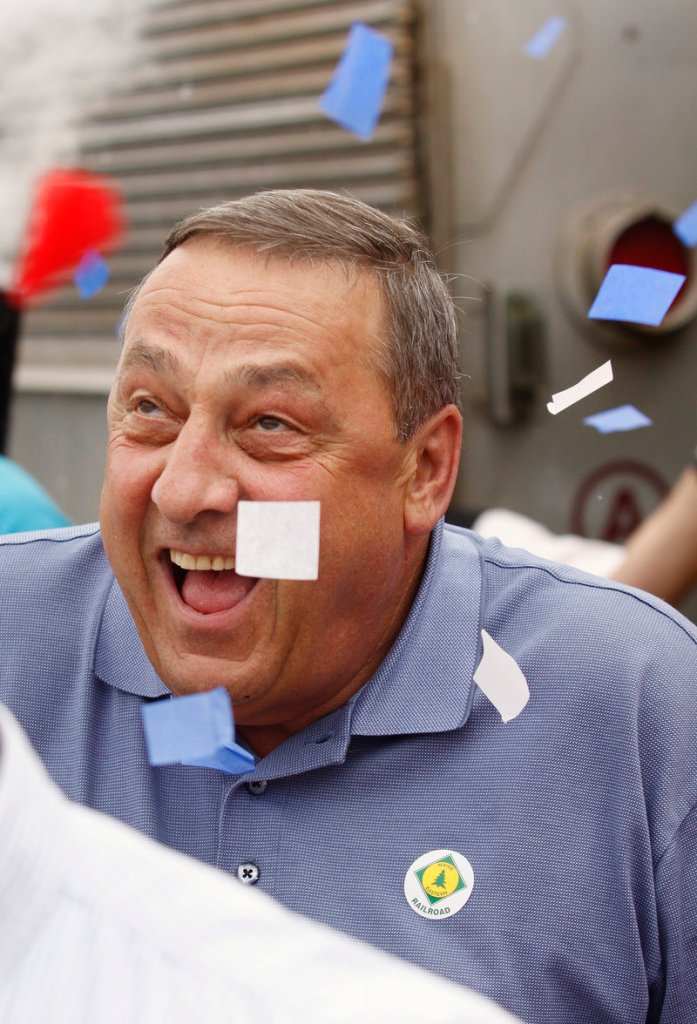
[
  {"xmin": 0, "ymin": 523, "xmax": 114, "ymax": 628},
  {"xmin": 459, "ymin": 524, "xmax": 696, "ymax": 703},
  {"xmin": 0, "ymin": 521, "xmax": 105, "ymax": 561},
  {"xmin": 444, "ymin": 525, "xmax": 697, "ymax": 855},
  {"xmin": 444, "ymin": 522, "xmax": 696, "ymax": 651}
]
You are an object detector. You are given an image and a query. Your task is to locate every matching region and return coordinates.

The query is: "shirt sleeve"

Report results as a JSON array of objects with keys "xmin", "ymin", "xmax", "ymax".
[{"xmin": 653, "ymin": 799, "xmax": 697, "ymax": 1022}]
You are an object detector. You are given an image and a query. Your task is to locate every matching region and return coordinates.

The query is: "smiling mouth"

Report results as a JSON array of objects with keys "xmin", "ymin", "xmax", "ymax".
[
  {"xmin": 170, "ymin": 550, "xmax": 236, "ymax": 572},
  {"xmin": 167, "ymin": 549, "xmax": 257, "ymax": 615}
]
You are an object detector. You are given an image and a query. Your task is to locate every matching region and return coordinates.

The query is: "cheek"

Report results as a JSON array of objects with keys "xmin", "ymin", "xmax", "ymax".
[
  {"xmin": 102, "ymin": 442, "xmax": 161, "ymax": 522},
  {"xmin": 319, "ymin": 486, "xmax": 403, "ymax": 576}
]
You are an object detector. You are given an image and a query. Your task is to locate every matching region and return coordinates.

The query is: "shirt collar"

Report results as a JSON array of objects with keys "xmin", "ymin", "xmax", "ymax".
[
  {"xmin": 95, "ymin": 578, "xmax": 170, "ymax": 698},
  {"xmin": 94, "ymin": 521, "xmax": 484, "ymax": 739},
  {"xmin": 350, "ymin": 520, "xmax": 483, "ymax": 736}
]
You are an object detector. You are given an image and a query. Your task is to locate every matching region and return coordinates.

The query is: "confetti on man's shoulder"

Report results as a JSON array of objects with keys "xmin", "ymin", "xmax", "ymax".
[
  {"xmin": 584, "ymin": 404, "xmax": 653, "ymax": 434},
  {"xmin": 588, "ymin": 264, "xmax": 686, "ymax": 327},
  {"xmin": 674, "ymin": 199, "xmax": 697, "ymax": 248},
  {"xmin": 524, "ymin": 16, "xmax": 568, "ymax": 59},
  {"xmin": 319, "ymin": 22, "xmax": 393, "ymax": 140}
]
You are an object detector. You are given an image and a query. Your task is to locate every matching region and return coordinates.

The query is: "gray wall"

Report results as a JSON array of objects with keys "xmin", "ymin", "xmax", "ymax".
[
  {"xmin": 427, "ymin": 0, "xmax": 697, "ymax": 622},
  {"xmin": 9, "ymin": 390, "xmax": 108, "ymax": 525}
]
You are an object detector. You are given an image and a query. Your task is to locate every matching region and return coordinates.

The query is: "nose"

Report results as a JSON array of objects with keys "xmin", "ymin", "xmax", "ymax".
[{"xmin": 151, "ymin": 420, "xmax": 239, "ymax": 525}]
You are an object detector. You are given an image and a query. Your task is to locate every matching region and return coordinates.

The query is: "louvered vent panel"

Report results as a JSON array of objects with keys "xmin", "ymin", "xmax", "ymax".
[{"xmin": 23, "ymin": 0, "xmax": 421, "ymax": 343}]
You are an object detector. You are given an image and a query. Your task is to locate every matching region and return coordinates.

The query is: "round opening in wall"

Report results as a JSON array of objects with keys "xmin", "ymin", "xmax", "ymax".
[{"xmin": 557, "ymin": 188, "xmax": 697, "ymax": 345}]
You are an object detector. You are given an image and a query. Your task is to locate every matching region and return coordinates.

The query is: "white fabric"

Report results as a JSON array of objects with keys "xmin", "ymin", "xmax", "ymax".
[
  {"xmin": 472, "ymin": 508, "xmax": 625, "ymax": 578},
  {"xmin": 0, "ymin": 705, "xmax": 520, "ymax": 1024}
]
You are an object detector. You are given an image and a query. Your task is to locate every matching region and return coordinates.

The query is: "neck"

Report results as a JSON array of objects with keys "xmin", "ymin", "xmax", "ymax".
[
  {"xmin": 236, "ymin": 648, "xmax": 395, "ymax": 757},
  {"xmin": 237, "ymin": 536, "xmax": 429, "ymax": 757}
]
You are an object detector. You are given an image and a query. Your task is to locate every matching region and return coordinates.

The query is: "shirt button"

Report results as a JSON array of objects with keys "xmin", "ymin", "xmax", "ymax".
[
  {"xmin": 246, "ymin": 779, "xmax": 268, "ymax": 795},
  {"xmin": 237, "ymin": 862, "xmax": 260, "ymax": 885}
]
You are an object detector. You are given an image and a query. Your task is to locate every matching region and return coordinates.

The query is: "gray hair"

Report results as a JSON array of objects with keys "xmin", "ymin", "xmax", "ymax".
[{"xmin": 131, "ymin": 189, "xmax": 462, "ymax": 441}]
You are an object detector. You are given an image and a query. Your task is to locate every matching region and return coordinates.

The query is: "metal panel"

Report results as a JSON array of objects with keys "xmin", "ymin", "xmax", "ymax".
[{"xmin": 425, "ymin": 0, "xmax": 697, "ymax": 621}]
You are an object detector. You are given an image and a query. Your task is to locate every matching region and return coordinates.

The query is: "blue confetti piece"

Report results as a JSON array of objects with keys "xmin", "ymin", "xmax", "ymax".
[
  {"xmin": 186, "ymin": 746, "xmax": 257, "ymax": 774},
  {"xmin": 674, "ymin": 199, "xmax": 697, "ymax": 248},
  {"xmin": 319, "ymin": 22, "xmax": 393, "ymax": 140},
  {"xmin": 524, "ymin": 16, "xmax": 568, "ymax": 58},
  {"xmin": 583, "ymin": 404, "xmax": 653, "ymax": 434},
  {"xmin": 588, "ymin": 264, "xmax": 686, "ymax": 327},
  {"xmin": 141, "ymin": 687, "xmax": 255, "ymax": 774},
  {"xmin": 74, "ymin": 249, "xmax": 110, "ymax": 299}
]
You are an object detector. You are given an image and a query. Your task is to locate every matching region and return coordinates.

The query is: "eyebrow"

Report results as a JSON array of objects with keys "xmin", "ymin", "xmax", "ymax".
[
  {"xmin": 119, "ymin": 343, "xmax": 182, "ymax": 378},
  {"xmin": 119, "ymin": 343, "xmax": 324, "ymax": 398},
  {"xmin": 229, "ymin": 363, "xmax": 323, "ymax": 395}
]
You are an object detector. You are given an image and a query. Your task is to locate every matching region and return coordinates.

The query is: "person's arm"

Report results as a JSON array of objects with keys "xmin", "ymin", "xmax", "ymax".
[{"xmin": 611, "ymin": 462, "xmax": 697, "ymax": 606}]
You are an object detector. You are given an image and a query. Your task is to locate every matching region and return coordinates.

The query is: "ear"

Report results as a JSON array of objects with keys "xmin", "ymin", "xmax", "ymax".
[{"xmin": 403, "ymin": 404, "xmax": 462, "ymax": 536}]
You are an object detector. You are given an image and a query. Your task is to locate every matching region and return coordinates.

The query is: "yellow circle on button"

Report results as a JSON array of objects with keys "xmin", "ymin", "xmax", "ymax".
[{"xmin": 420, "ymin": 860, "xmax": 462, "ymax": 899}]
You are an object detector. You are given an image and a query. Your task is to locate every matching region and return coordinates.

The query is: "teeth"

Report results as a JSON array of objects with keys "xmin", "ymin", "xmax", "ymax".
[{"xmin": 170, "ymin": 550, "xmax": 235, "ymax": 571}]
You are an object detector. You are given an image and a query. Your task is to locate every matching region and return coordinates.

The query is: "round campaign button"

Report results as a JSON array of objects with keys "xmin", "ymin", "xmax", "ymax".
[{"xmin": 404, "ymin": 849, "xmax": 474, "ymax": 920}]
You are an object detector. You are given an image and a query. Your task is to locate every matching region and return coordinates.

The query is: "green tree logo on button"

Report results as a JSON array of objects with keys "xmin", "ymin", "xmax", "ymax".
[{"xmin": 415, "ymin": 855, "xmax": 466, "ymax": 905}]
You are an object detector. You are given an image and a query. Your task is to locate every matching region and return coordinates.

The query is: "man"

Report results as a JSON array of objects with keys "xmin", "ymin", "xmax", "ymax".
[
  {"xmin": 0, "ymin": 703, "xmax": 518, "ymax": 1023},
  {"xmin": 1, "ymin": 190, "xmax": 695, "ymax": 1024}
]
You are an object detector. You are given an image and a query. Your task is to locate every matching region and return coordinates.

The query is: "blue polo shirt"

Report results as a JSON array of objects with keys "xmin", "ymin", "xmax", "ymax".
[{"xmin": 0, "ymin": 520, "xmax": 695, "ymax": 1024}]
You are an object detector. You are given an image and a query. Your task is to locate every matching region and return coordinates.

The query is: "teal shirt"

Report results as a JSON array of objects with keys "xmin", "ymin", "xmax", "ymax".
[{"xmin": 0, "ymin": 456, "xmax": 70, "ymax": 534}]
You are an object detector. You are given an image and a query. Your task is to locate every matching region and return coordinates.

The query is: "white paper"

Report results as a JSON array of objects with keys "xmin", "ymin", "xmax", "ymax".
[
  {"xmin": 547, "ymin": 360, "xmax": 613, "ymax": 415},
  {"xmin": 235, "ymin": 501, "xmax": 320, "ymax": 580},
  {"xmin": 473, "ymin": 629, "xmax": 529, "ymax": 723}
]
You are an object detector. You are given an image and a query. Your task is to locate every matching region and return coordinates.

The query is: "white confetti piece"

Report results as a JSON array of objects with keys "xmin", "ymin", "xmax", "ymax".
[
  {"xmin": 235, "ymin": 501, "xmax": 320, "ymax": 580},
  {"xmin": 474, "ymin": 629, "xmax": 529, "ymax": 723},
  {"xmin": 547, "ymin": 360, "xmax": 613, "ymax": 415}
]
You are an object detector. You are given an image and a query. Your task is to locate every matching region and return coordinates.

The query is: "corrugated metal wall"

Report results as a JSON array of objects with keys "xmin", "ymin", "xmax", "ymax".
[{"xmin": 23, "ymin": 0, "xmax": 422, "ymax": 345}]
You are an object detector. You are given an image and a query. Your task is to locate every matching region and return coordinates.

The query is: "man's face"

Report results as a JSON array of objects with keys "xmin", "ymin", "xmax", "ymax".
[{"xmin": 101, "ymin": 239, "xmax": 425, "ymax": 736}]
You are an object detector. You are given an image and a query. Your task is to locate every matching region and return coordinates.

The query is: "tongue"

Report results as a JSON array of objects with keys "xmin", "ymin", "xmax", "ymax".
[{"xmin": 181, "ymin": 570, "xmax": 255, "ymax": 614}]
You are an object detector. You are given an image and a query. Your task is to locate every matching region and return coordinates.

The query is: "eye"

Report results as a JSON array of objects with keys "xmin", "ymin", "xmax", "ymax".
[
  {"xmin": 254, "ymin": 416, "xmax": 288, "ymax": 432},
  {"xmin": 136, "ymin": 398, "xmax": 165, "ymax": 416}
]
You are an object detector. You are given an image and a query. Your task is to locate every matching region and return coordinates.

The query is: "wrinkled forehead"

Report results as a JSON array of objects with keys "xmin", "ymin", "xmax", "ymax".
[
  {"xmin": 121, "ymin": 239, "xmax": 389, "ymax": 370},
  {"xmin": 125, "ymin": 239, "xmax": 383, "ymax": 328},
  {"xmin": 115, "ymin": 241, "xmax": 392, "ymax": 401}
]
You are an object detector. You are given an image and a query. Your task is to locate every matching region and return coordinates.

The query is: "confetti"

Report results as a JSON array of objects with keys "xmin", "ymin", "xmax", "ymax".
[
  {"xmin": 474, "ymin": 630, "xmax": 529, "ymax": 723},
  {"xmin": 319, "ymin": 22, "xmax": 393, "ymax": 140},
  {"xmin": 524, "ymin": 16, "xmax": 568, "ymax": 58},
  {"xmin": 236, "ymin": 501, "xmax": 320, "ymax": 580},
  {"xmin": 588, "ymin": 264, "xmax": 685, "ymax": 327},
  {"xmin": 141, "ymin": 688, "xmax": 255, "ymax": 774},
  {"xmin": 673, "ymin": 199, "xmax": 697, "ymax": 248},
  {"xmin": 73, "ymin": 249, "xmax": 110, "ymax": 299},
  {"xmin": 547, "ymin": 360, "xmax": 613, "ymax": 415},
  {"xmin": 583, "ymin": 404, "xmax": 653, "ymax": 434}
]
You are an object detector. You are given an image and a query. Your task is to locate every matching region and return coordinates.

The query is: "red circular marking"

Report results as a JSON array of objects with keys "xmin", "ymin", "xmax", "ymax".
[{"xmin": 570, "ymin": 459, "xmax": 670, "ymax": 539}]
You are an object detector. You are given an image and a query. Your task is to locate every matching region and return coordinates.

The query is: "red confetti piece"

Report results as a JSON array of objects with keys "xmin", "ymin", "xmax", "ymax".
[{"xmin": 10, "ymin": 169, "xmax": 124, "ymax": 307}]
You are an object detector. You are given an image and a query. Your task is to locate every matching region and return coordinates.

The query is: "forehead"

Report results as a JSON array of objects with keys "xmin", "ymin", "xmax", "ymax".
[{"xmin": 125, "ymin": 239, "xmax": 385, "ymax": 362}]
